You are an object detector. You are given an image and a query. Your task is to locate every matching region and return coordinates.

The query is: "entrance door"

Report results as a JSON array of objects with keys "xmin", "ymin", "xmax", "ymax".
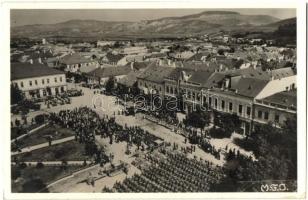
[{"xmin": 55, "ymin": 87, "xmax": 59, "ymax": 95}]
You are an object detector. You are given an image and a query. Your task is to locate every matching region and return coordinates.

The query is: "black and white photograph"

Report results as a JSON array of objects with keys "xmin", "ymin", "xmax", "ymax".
[{"xmin": 2, "ymin": 1, "xmax": 307, "ymax": 198}]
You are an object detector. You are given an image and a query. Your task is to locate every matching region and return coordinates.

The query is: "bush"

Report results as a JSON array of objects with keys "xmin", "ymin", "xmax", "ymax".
[
  {"xmin": 36, "ymin": 162, "xmax": 44, "ymax": 169},
  {"xmin": 19, "ymin": 162, "xmax": 27, "ymax": 169},
  {"xmin": 34, "ymin": 114, "xmax": 48, "ymax": 124},
  {"xmin": 209, "ymin": 127, "xmax": 231, "ymax": 139},
  {"xmin": 232, "ymin": 137, "xmax": 258, "ymax": 152},
  {"xmin": 20, "ymin": 100, "xmax": 41, "ymax": 111},
  {"xmin": 15, "ymin": 119, "xmax": 21, "ymax": 127}
]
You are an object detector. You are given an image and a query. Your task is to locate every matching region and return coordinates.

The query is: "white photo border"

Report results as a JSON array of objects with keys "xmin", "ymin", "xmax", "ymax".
[{"xmin": 0, "ymin": 0, "xmax": 306, "ymax": 199}]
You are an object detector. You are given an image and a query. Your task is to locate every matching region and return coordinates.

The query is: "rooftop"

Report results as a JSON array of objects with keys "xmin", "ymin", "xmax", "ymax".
[
  {"xmin": 137, "ymin": 62, "xmax": 174, "ymax": 84},
  {"xmin": 117, "ymin": 70, "xmax": 143, "ymax": 87},
  {"xmin": 11, "ymin": 62, "xmax": 64, "ymax": 80},
  {"xmin": 87, "ymin": 65, "xmax": 132, "ymax": 78},
  {"xmin": 230, "ymin": 77, "xmax": 269, "ymax": 98},
  {"xmin": 260, "ymin": 90, "xmax": 297, "ymax": 108},
  {"xmin": 103, "ymin": 52, "xmax": 126, "ymax": 63},
  {"xmin": 60, "ymin": 53, "xmax": 91, "ymax": 65}
]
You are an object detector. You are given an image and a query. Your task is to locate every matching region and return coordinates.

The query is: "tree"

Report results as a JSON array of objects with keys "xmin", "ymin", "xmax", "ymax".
[
  {"xmin": 259, "ymin": 59, "xmax": 274, "ymax": 71},
  {"xmin": 105, "ymin": 76, "xmax": 115, "ymax": 93},
  {"xmin": 217, "ymin": 49, "xmax": 225, "ymax": 55},
  {"xmin": 184, "ymin": 106, "xmax": 210, "ymax": 133},
  {"xmin": 34, "ymin": 114, "xmax": 48, "ymax": 124},
  {"xmin": 36, "ymin": 162, "xmax": 44, "ymax": 169},
  {"xmin": 213, "ymin": 111, "xmax": 240, "ymax": 137},
  {"xmin": 219, "ymin": 120, "xmax": 298, "ymax": 192},
  {"xmin": 11, "ymin": 83, "xmax": 24, "ymax": 104}
]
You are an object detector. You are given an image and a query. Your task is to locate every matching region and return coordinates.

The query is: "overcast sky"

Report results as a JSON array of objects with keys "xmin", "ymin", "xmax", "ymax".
[{"xmin": 11, "ymin": 9, "xmax": 296, "ymax": 27}]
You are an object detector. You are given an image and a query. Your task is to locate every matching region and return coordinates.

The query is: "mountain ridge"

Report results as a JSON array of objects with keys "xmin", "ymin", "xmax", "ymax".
[{"xmin": 11, "ymin": 11, "xmax": 291, "ymax": 39}]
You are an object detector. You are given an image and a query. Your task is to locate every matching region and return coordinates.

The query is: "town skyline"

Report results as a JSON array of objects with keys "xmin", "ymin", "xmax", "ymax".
[{"xmin": 11, "ymin": 8, "xmax": 296, "ymax": 27}]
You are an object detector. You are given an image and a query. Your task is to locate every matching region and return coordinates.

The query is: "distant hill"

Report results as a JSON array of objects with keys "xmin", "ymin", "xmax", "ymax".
[
  {"xmin": 11, "ymin": 11, "xmax": 285, "ymax": 39},
  {"xmin": 264, "ymin": 17, "xmax": 296, "ymax": 28}
]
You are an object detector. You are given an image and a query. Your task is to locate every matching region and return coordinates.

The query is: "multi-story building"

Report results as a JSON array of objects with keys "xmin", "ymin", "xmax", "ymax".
[
  {"xmin": 11, "ymin": 62, "xmax": 67, "ymax": 99},
  {"xmin": 137, "ymin": 62, "xmax": 174, "ymax": 97},
  {"xmin": 200, "ymin": 67, "xmax": 296, "ymax": 134},
  {"xmin": 136, "ymin": 61, "xmax": 297, "ymax": 135},
  {"xmin": 254, "ymin": 90, "xmax": 296, "ymax": 127},
  {"xmin": 85, "ymin": 65, "xmax": 132, "ymax": 85},
  {"xmin": 59, "ymin": 53, "xmax": 97, "ymax": 73}
]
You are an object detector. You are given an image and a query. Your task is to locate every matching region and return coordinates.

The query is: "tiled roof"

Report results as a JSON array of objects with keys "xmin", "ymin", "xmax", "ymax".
[
  {"xmin": 187, "ymin": 52, "xmax": 211, "ymax": 61},
  {"xmin": 124, "ymin": 62, "xmax": 151, "ymax": 71},
  {"xmin": 268, "ymin": 67, "xmax": 296, "ymax": 79},
  {"xmin": 203, "ymin": 72, "xmax": 226, "ymax": 88},
  {"xmin": 11, "ymin": 62, "xmax": 64, "ymax": 80},
  {"xmin": 137, "ymin": 62, "xmax": 174, "ymax": 83},
  {"xmin": 261, "ymin": 90, "xmax": 297, "ymax": 108},
  {"xmin": 79, "ymin": 64, "xmax": 98, "ymax": 73},
  {"xmin": 60, "ymin": 53, "xmax": 91, "ymax": 65},
  {"xmin": 87, "ymin": 66, "xmax": 132, "ymax": 78},
  {"xmin": 225, "ymin": 67, "xmax": 271, "ymax": 80},
  {"xmin": 117, "ymin": 70, "xmax": 143, "ymax": 87},
  {"xmin": 104, "ymin": 53, "xmax": 125, "ymax": 63},
  {"xmin": 145, "ymin": 53, "xmax": 166, "ymax": 59},
  {"xmin": 188, "ymin": 71, "xmax": 215, "ymax": 85},
  {"xmin": 230, "ymin": 78, "xmax": 269, "ymax": 98}
]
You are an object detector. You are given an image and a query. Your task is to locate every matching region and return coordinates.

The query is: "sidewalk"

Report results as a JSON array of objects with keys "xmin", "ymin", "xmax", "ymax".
[{"xmin": 11, "ymin": 136, "xmax": 75, "ymax": 156}]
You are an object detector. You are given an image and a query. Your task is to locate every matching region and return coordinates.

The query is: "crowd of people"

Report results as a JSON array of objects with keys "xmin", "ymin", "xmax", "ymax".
[
  {"xmin": 49, "ymin": 107, "xmax": 163, "ymax": 153},
  {"xmin": 103, "ymin": 151, "xmax": 225, "ymax": 192}
]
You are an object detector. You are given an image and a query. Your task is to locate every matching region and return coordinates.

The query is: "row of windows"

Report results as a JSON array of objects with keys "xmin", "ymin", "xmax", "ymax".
[
  {"xmin": 221, "ymin": 100, "xmax": 233, "ymax": 112},
  {"xmin": 207, "ymin": 97, "xmax": 251, "ymax": 116},
  {"xmin": 257, "ymin": 110, "xmax": 280, "ymax": 122},
  {"xmin": 139, "ymin": 81, "xmax": 162, "ymax": 92},
  {"xmin": 18, "ymin": 77, "xmax": 63, "ymax": 88}
]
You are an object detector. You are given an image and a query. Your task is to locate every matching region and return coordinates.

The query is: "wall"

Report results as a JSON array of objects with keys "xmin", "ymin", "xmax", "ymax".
[
  {"xmin": 254, "ymin": 103, "xmax": 296, "ymax": 127},
  {"xmin": 12, "ymin": 74, "xmax": 66, "ymax": 92}
]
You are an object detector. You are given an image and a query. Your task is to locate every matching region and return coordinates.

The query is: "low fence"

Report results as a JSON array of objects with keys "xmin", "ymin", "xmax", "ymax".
[
  {"xmin": 40, "ymin": 164, "xmax": 99, "ymax": 192},
  {"xmin": 11, "ymin": 122, "xmax": 49, "ymax": 143}
]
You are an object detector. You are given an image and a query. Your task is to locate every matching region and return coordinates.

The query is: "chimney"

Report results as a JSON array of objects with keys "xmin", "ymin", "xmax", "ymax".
[{"xmin": 29, "ymin": 59, "xmax": 33, "ymax": 64}]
